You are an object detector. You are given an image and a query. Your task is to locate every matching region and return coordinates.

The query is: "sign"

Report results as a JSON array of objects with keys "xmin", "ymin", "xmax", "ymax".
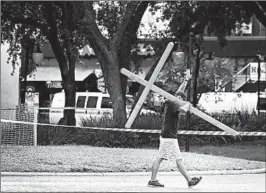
[
  {"xmin": 250, "ymin": 62, "xmax": 266, "ymax": 81},
  {"xmin": 46, "ymin": 81, "xmax": 62, "ymax": 88},
  {"xmin": 242, "ymin": 23, "xmax": 252, "ymax": 34}
]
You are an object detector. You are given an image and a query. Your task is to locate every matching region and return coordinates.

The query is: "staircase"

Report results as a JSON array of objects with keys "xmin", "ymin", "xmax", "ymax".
[
  {"xmin": 232, "ymin": 74, "xmax": 252, "ymax": 91},
  {"xmin": 217, "ymin": 62, "xmax": 266, "ymax": 92}
]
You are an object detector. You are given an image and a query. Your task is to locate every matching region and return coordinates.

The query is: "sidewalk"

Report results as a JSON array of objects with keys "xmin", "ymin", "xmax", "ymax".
[{"xmin": 1, "ymin": 173, "xmax": 265, "ymax": 192}]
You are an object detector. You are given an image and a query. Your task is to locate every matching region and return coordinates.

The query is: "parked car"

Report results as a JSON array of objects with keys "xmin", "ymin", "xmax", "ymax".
[{"xmin": 49, "ymin": 92, "xmax": 157, "ymax": 126}]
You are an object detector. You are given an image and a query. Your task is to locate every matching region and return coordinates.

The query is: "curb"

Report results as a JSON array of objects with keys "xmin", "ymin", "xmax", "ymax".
[{"xmin": 1, "ymin": 168, "xmax": 265, "ymax": 177}]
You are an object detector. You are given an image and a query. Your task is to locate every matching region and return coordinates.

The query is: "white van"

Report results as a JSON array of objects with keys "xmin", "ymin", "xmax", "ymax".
[
  {"xmin": 49, "ymin": 92, "xmax": 156, "ymax": 126},
  {"xmin": 197, "ymin": 92, "xmax": 265, "ymax": 114}
]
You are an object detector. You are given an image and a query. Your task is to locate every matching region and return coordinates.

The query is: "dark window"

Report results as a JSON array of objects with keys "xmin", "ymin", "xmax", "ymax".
[
  {"xmin": 101, "ymin": 97, "xmax": 112, "ymax": 108},
  {"xmin": 87, "ymin": 96, "xmax": 98, "ymax": 108},
  {"xmin": 76, "ymin": 96, "xmax": 86, "ymax": 108},
  {"xmin": 257, "ymin": 98, "xmax": 266, "ymax": 110}
]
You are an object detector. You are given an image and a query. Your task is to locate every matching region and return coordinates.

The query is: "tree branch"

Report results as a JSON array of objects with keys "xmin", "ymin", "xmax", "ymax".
[
  {"xmin": 82, "ymin": 2, "xmax": 110, "ymax": 58},
  {"xmin": 123, "ymin": 2, "xmax": 150, "ymax": 44},
  {"xmin": 43, "ymin": 2, "xmax": 69, "ymax": 77},
  {"xmin": 112, "ymin": 1, "xmax": 140, "ymax": 49},
  {"xmin": 254, "ymin": 1, "xmax": 266, "ymax": 27},
  {"xmin": 118, "ymin": 1, "xmax": 149, "ymax": 70},
  {"xmin": 239, "ymin": 1, "xmax": 266, "ymax": 27}
]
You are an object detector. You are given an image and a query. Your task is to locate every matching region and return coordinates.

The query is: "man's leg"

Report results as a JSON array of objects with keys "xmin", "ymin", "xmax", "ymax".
[
  {"xmin": 150, "ymin": 157, "xmax": 164, "ymax": 181},
  {"xmin": 148, "ymin": 158, "xmax": 165, "ymax": 187},
  {"xmin": 176, "ymin": 159, "xmax": 202, "ymax": 187},
  {"xmin": 175, "ymin": 159, "xmax": 191, "ymax": 182}
]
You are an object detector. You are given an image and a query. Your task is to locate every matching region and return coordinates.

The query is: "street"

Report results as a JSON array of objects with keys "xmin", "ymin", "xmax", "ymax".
[{"xmin": 1, "ymin": 173, "xmax": 265, "ymax": 192}]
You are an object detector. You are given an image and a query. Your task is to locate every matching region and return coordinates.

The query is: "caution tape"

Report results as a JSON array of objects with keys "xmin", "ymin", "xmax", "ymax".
[
  {"xmin": 1, "ymin": 119, "xmax": 266, "ymax": 136},
  {"xmin": 177, "ymin": 130, "xmax": 266, "ymax": 136}
]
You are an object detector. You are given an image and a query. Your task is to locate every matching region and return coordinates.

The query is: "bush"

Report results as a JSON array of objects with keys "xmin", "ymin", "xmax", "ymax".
[
  {"xmin": 37, "ymin": 111, "xmax": 266, "ymax": 147},
  {"xmin": 77, "ymin": 114, "xmax": 162, "ymax": 148}
]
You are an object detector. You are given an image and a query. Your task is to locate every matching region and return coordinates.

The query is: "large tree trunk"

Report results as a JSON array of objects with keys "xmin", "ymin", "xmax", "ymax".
[
  {"xmin": 62, "ymin": 75, "xmax": 76, "ymax": 126},
  {"xmin": 83, "ymin": 2, "xmax": 149, "ymax": 128},
  {"xmin": 104, "ymin": 52, "xmax": 127, "ymax": 127},
  {"xmin": 43, "ymin": 2, "xmax": 77, "ymax": 126},
  {"xmin": 93, "ymin": 45, "xmax": 127, "ymax": 127}
]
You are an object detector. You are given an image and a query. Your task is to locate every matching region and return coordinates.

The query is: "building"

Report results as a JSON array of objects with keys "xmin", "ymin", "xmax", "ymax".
[
  {"xmin": 20, "ymin": 42, "xmax": 103, "ymax": 107},
  {"xmin": 1, "ymin": 43, "xmax": 20, "ymax": 108}
]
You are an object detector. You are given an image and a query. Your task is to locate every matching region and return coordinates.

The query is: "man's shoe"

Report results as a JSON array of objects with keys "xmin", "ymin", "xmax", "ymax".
[
  {"xmin": 188, "ymin": 177, "xmax": 202, "ymax": 188},
  {"xmin": 148, "ymin": 180, "xmax": 165, "ymax": 187}
]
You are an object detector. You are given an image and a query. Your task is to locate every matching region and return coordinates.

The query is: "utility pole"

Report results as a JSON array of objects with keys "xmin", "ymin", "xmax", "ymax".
[
  {"xmin": 21, "ymin": 45, "xmax": 30, "ymax": 104},
  {"xmin": 185, "ymin": 32, "xmax": 193, "ymax": 152},
  {"xmin": 20, "ymin": 37, "xmax": 34, "ymax": 104},
  {"xmin": 257, "ymin": 50, "xmax": 261, "ymax": 115}
]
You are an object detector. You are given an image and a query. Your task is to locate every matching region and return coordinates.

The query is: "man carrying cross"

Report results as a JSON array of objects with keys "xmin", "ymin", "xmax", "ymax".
[
  {"xmin": 121, "ymin": 41, "xmax": 237, "ymax": 188},
  {"xmin": 148, "ymin": 69, "xmax": 202, "ymax": 188}
]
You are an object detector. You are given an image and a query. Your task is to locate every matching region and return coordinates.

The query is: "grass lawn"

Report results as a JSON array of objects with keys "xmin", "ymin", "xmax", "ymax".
[{"xmin": 1, "ymin": 141, "xmax": 265, "ymax": 173}]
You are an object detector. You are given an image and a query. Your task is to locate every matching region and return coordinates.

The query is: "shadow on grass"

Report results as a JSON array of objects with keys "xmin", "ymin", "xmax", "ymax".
[{"xmin": 186, "ymin": 140, "xmax": 266, "ymax": 162}]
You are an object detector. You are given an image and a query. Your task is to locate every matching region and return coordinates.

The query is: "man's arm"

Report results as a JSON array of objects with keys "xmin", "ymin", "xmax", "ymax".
[
  {"xmin": 172, "ymin": 69, "xmax": 192, "ymax": 112},
  {"xmin": 176, "ymin": 69, "xmax": 191, "ymax": 94}
]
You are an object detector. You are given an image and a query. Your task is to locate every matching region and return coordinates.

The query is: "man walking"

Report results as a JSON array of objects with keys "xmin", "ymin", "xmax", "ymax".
[{"xmin": 148, "ymin": 70, "xmax": 202, "ymax": 188}]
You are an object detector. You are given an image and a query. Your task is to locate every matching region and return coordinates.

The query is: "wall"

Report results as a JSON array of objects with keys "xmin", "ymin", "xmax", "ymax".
[{"xmin": 1, "ymin": 43, "xmax": 20, "ymax": 108}]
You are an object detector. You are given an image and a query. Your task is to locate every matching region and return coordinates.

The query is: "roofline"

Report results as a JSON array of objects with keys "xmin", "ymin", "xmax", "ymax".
[
  {"xmin": 137, "ymin": 36, "xmax": 266, "ymax": 42},
  {"xmin": 203, "ymin": 36, "xmax": 266, "ymax": 41}
]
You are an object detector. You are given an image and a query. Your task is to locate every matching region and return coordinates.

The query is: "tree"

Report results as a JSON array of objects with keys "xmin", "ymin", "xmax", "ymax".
[
  {"xmin": 80, "ymin": 1, "xmax": 150, "ymax": 126},
  {"xmin": 1, "ymin": 1, "xmax": 90, "ymax": 125},
  {"xmin": 1, "ymin": 1, "xmax": 150, "ymax": 127}
]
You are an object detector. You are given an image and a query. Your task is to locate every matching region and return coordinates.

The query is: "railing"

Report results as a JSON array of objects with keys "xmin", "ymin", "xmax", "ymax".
[{"xmin": 216, "ymin": 63, "xmax": 252, "ymax": 92}]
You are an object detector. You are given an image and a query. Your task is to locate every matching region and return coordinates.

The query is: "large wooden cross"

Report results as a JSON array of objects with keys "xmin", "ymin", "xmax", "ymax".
[{"xmin": 121, "ymin": 42, "xmax": 238, "ymax": 136}]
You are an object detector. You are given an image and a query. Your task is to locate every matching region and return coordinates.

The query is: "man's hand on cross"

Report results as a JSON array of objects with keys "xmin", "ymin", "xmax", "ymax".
[
  {"xmin": 184, "ymin": 69, "xmax": 192, "ymax": 81},
  {"xmin": 174, "ymin": 69, "xmax": 192, "ymax": 97},
  {"xmin": 178, "ymin": 102, "xmax": 191, "ymax": 112}
]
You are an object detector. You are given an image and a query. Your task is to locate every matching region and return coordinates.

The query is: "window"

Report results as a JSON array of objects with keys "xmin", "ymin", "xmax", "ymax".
[
  {"xmin": 86, "ymin": 96, "xmax": 98, "ymax": 108},
  {"xmin": 257, "ymin": 98, "xmax": 266, "ymax": 111},
  {"xmin": 101, "ymin": 97, "xmax": 112, "ymax": 108},
  {"xmin": 76, "ymin": 96, "xmax": 86, "ymax": 108}
]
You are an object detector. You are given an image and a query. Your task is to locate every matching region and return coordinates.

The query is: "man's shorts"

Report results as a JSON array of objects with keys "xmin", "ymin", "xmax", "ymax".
[{"xmin": 158, "ymin": 136, "xmax": 183, "ymax": 160}]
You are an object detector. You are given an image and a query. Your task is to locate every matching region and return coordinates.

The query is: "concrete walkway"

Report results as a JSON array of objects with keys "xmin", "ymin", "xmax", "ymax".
[
  {"xmin": 1, "ymin": 170, "xmax": 266, "ymax": 192},
  {"xmin": 1, "ymin": 173, "xmax": 265, "ymax": 192}
]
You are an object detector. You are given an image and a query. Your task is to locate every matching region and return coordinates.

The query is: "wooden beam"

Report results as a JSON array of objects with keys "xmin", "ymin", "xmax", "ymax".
[
  {"xmin": 121, "ymin": 68, "xmax": 239, "ymax": 136},
  {"xmin": 125, "ymin": 42, "xmax": 174, "ymax": 128}
]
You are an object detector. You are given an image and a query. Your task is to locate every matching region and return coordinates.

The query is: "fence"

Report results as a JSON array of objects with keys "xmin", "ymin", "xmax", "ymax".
[{"xmin": 1, "ymin": 104, "xmax": 38, "ymax": 146}]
